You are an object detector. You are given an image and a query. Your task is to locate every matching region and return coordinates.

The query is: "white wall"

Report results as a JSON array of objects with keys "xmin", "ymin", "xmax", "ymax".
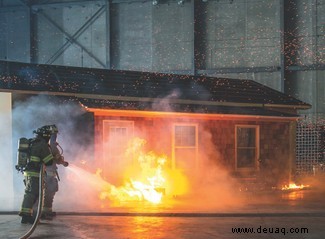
[{"xmin": 0, "ymin": 92, "xmax": 14, "ymax": 211}]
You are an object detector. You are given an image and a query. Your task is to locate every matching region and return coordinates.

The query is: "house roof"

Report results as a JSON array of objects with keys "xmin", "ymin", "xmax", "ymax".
[{"xmin": 0, "ymin": 60, "xmax": 311, "ymax": 117}]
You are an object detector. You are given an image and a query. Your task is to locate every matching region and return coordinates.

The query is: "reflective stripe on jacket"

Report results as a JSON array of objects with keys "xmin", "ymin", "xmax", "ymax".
[
  {"xmin": 46, "ymin": 171, "xmax": 57, "ymax": 177},
  {"xmin": 43, "ymin": 153, "xmax": 53, "ymax": 164},
  {"xmin": 30, "ymin": 156, "xmax": 40, "ymax": 162},
  {"xmin": 20, "ymin": 207, "xmax": 33, "ymax": 214},
  {"xmin": 24, "ymin": 171, "xmax": 40, "ymax": 177}
]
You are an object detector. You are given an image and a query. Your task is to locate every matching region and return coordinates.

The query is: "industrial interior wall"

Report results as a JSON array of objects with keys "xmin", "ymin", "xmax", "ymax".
[
  {"xmin": 32, "ymin": 3, "xmax": 108, "ymax": 68},
  {"xmin": 0, "ymin": 0, "xmax": 323, "ymax": 115},
  {"xmin": 111, "ymin": 1, "xmax": 194, "ymax": 72},
  {"xmin": 282, "ymin": 0, "xmax": 325, "ymax": 175},
  {"xmin": 201, "ymin": 0, "xmax": 284, "ymax": 91},
  {"xmin": 30, "ymin": 0, "xmax": 194, "ymax": 71},
  {"xmin": 0, "ymin": 7, "xmax": 30, "ymax": 62},
  {"xmin": 284, "ymin": 0, "xmax": 325, "ymax": 118},
  {"xmin": 286, "ymin": 70, "xmax": 325, "ymax": 118},
  {"xmin": 0, "ymin": 0, "xmax": 283, "ymax": 89},
  {"xmin": 34, "ymin": 0, "xmax": 283, "ymax": 90},
  {"xmin": 93, "ymin": 114, "xmax": 292, "ymax": 187}
]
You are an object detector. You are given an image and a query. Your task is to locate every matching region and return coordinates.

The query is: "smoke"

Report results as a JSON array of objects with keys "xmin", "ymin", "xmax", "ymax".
[
  {"xmin": 7, "ymin": 94, "xmax": 91, "ymax": 211},
  {"xmin": 6, "ymin": 93, "xmax": 141, "ymax": 213},
  {"xmin": 171, "ymin": 129, "xmax": 246, "ymax": 212},
  {"xmin": 151, "ymin": 89, "xmax": 181, "ymax": 112}
]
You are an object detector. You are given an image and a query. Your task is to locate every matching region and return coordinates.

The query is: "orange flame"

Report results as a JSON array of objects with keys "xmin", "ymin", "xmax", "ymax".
[
  {"xmin": 281, "ymin": 183, "xmax": 310, "ymax": 190},
  {"xmin": 99, "ymin": 137, "xmax": 188, "ymax": 206}
]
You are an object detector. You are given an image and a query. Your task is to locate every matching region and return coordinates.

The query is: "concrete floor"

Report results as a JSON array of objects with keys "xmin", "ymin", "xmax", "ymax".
[
  {"xmin": 1, "ymin": 187, "xmax": 325, "ymax": 239},
  {"xmin": 1, "ymin": 212, "xmax": 325, "ymax": 239}
]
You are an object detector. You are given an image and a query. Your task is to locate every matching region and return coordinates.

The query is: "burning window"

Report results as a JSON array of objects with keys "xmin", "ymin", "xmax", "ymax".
[
  {"xmin": 102, "ymin": 120, "xmax": 134, "ymax": 182},
  {"xmin": 172, "ymin": 124, "xmax": 198, "ymax": 171},
  {"xmin": 235, "ymin": 125, "xmax": 260, "ymax": 171}
]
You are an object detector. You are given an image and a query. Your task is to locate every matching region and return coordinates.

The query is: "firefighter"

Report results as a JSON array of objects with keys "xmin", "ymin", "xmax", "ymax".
[
  {"xmin": 19, "ymin": 125, "xmax": 56, "ymax": 224},
  {"xmin": 41, "ymin": 128, "xmax": 68, "ymax": 220}
]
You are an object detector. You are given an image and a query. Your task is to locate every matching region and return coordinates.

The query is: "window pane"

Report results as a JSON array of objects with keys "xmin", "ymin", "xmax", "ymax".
[
  {"xmin": 175, "ymin": 126, "xmax": 196, "ymax": 146},
  {"xmin": 237, "ymin": 148, "xmax": 256, "ymax": 168},
  {"xmin": 109, "ymin": 127, "xmax": 127, "ymax": 156},
  {"xmin": 175, "ymin": 148, "xmax": 196, "ymax": 170},
  {"xmin": 236, "ymin": 126, "xmax": 258, "ymax": 170},
  {"xmin": 237, "ymin": 128, "xmax": 256, "ymax": 147}
]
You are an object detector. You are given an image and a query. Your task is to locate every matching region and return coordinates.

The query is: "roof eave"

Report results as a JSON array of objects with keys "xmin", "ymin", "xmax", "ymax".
[
  {"xmin": 1, "ymin": 89, "xmax": 311, "ymax": 111},
  {"xmin": 85, "ymin": 107, "xmax": 300, "ymax": 121}
]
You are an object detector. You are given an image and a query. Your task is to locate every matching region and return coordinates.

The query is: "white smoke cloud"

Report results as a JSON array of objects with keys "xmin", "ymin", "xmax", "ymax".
[
  {"xmin": 151, "ymin": 89, "xmax": 181, "ymax": 112},
  {"xmin": 6, "ymin": 94, "xmax": 90, "ymax": 211}
]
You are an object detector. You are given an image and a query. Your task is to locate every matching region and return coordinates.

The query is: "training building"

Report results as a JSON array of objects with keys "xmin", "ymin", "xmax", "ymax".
[{"xmin": 0, "ymin": 60, "xmax": 311, "ymax": 188}]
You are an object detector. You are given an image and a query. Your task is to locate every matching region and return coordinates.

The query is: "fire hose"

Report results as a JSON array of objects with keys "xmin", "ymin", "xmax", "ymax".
[{"xmin": 19, "ymin": 164, "xmax": 45, "ymax": 239}]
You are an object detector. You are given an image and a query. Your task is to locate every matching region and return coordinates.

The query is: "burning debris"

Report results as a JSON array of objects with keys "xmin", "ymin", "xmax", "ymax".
[
  {"xmin": 281, "ymin": 183, "xmax": 311, "ymax": 191},
  {"xmin": 98, "ymin": 137, "xmax": 189, "ymax": 207}
]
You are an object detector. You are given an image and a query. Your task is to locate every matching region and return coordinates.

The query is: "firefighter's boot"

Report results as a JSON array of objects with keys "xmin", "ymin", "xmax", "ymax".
[
  {"xmin": 41, "ymin": 212, "xmax": 54, "ymax": 220},
  {"xmin": 21, "ymin": 215, "xmax": 35, "ymax": 224},
  {"xmin": 48, "ymin": 211, "xmax": 56, "ymax": 217}
]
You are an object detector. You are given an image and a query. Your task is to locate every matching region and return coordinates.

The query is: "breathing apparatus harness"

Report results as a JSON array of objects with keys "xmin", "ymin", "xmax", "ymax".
[{"xmin": 15, "ymin": 137, "xmax": 32, "ymax": 173}]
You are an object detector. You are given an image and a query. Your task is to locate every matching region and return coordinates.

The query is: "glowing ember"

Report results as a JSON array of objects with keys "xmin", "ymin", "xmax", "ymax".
[
  {"xmin": 281, "ymin": 183, "xmax": 310, "ymax": 190},
  {"xmin": 99, "ymin": 137, "xmax": 188, "ymax": 206}
]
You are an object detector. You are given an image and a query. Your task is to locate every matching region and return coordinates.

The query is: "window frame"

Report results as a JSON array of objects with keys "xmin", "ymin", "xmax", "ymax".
[
  {"xmin": 172, "ymin": 123, "xmax": 198, "ymax": 170},
  {"xmin": 235, "ymin": 125, "xmax": 260, "ymax": 172},
  {"xmin": 102, "ymin": 120, "xmax": 134, "ymax": 169}
]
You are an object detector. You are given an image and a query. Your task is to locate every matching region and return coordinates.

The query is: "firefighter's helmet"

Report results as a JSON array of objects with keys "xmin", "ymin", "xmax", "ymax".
[{"xmin": 33, "ymin": 125, "xmax": 58, "ymax": 139}]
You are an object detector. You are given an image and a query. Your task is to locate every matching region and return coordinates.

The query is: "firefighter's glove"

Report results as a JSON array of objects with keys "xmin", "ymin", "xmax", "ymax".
[
  {"xmin": 55, "ymin": 154, "xmax": 69, "ymax": 167},
  {"xmin": 55, "ymin": 154, "xmax": 64, "ymax": 163}
]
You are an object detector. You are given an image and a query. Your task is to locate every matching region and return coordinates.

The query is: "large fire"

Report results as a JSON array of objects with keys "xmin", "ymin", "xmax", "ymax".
[{"xmin": 98, "ymin": 138, "xmax": 188, "ymax": 206}]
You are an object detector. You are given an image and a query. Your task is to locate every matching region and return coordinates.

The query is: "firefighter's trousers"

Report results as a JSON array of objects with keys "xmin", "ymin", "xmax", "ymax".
[
  {"xmin": 19, "ymin": 176, "xmax": 39, "ymax": 216},
  {"xmin": 43, "ymin": 173, "xmax": 58, "ymax": 214}
]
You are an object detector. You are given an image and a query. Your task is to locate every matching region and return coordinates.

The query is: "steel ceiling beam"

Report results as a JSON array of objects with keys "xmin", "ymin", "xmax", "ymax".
[
  {"xmin": 286, "ymin": 64, "xmax": 325, "ymax": 71},
  {"xmin": 197, "ymin": 66, "xmax": 281, "ymax": 75},
  {"xmin": 31, "ymin": 0, "xmax": 106, "ymax": 9}
]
